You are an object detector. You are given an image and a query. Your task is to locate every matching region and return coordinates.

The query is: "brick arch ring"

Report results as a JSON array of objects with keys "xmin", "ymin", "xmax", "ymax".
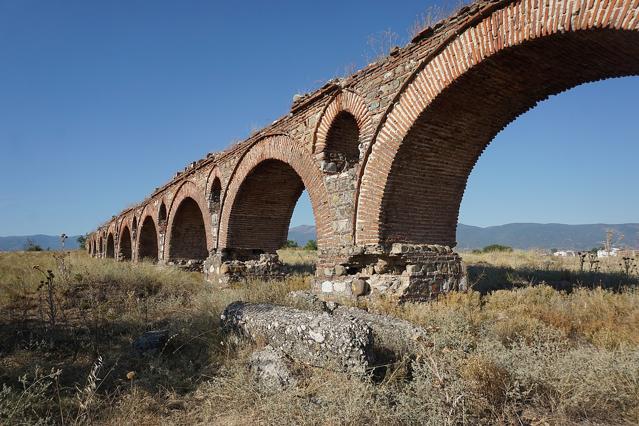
[
  {"xmin": 312, "ymin": 89, "xmax": 374, "ymax": 155},
  {"xmin": 355, "ymin": 0, "xmax": 639, "ymax": 245},
  {"xmin": 218, "ymin": 134, "xmax": 334, "ymax": 250},
  {"xmin": 164, "ymin": 180, "xmax": 214, "ymax": 257}
]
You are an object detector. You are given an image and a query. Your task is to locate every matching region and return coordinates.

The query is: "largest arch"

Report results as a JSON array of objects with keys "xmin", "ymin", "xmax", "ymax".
[{"xmin": 89, "ymin": 0, "xmax": 639, "ymax": 302}]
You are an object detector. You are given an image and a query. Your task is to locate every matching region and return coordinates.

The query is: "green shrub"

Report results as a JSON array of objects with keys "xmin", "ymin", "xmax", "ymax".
[
  {"xmin": 281, "ymin": 240, "xmax": 299, "ymax": 248},
  {"xmin": 481, "ymin": 244, "xmax": 513, "ymax": 253}
]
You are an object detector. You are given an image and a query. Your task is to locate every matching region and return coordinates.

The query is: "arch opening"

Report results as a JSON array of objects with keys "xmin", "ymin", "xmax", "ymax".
[
  {"xmin": 209, "ymin": 177, "xmax": 221, "ymax": 208},
  {"xmin": 370, "ymin": 29, "xmax": 639, "ymax": 247},
  {"xmin": 168, "ymin": 197, "xmax": 208, "ymax": 261},
  {"xmin": 323, "ymin": 111, "xmax": 360, "ymax": 168},
  {"xmin": 119, "ymin": 226, "xmax": 132, "ymax": 261},
  {"xmin": 106, "ymin": 234, "xmax": 115, "ymax": 258},
  {"xmin": 98, "ymin": 237, "xmax": 103, "ymax": 256},
  {"xmin": 227, "ymin": 159, "xmax": 305, "ymax": 253},
  {"xmin": 158, "ymin": 202, "xmax": 167, "ymax": 224},
  {"xmin": 138, "ymin": 216, "xmax": 159, "ymax": 262}
]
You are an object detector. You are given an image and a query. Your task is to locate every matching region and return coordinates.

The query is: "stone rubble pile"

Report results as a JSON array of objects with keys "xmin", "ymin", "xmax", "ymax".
[
  {"xmin": 167, "ymin": 259, "xmax": 204, "ymax": 272},
  {"xmin": 221, "ymin": 301, "xmax": 373, "ymax": 374},
  {"xmin": 205, "ymin": 253, "xmax": 287, "ymax": 286},
  {"xmin": 222, "ymin": 296, "xmax": 433, "ymax": 379}
]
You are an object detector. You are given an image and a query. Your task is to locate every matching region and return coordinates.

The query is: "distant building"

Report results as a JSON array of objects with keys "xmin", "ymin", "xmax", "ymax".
[
  {"xmin": 553, "ymin": 250, "xmax": 576, "ymax": 257},
  {"xmin": 597, "ymin": 248, "xmax": 621, "ymax": 258}
]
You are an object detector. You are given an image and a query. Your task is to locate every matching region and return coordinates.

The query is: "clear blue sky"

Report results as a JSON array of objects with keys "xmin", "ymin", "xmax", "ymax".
[{"xmin": 0, "ymin": 0, "xmax": 637, "ymax": 236}]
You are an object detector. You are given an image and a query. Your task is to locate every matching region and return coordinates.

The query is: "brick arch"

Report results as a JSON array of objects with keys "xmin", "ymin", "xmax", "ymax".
[
  {"xmin": 165, "ymin": 180, "xmax": 212, "ymax": 261},
  {"xmin": 313, "ymin": 90, "xmax": 373, "ymax": 158},
  {"xmin": 356, "ymin": 0, "xmax": 639, "ymax": 246},
  {"xmin": 219, "ymin": 135, "xmax": 332, "ymax": 251},
  {"xmin": 119, "ymin": 225, "xmax": 133, "ymax": 261},
  {"xmin": 137, "ymin": 214, "xmax": 159, "ymax": 262},
  {"xmin": 106, "ymin": 232, "xmax": 115, "ymax": 258}
]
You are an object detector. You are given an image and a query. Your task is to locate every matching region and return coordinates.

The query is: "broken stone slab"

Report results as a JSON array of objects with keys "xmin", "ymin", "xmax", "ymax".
[
  {"xmin": 285, "ymin": 290, "xmax": 431, "ymax": 357},
  {"xmin": 221, "ymin": 301, "xmax": 373, "ymax": 374},
  {"xmin": 248, "ymin": 345, "xmax": 296, "ymax": 392},
  {"xmin": 333, "ymin": 306, "xmax": 430, "ymax": 357},
  {"xmin": 132, "ymin": 329, "xmax": 169, "ymax": 354}
]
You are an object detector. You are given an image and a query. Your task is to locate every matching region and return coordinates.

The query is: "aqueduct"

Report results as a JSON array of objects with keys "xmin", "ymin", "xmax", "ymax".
[{"xmin": 89, "ymin": 0, "xmax": 639, "ymax": 301}]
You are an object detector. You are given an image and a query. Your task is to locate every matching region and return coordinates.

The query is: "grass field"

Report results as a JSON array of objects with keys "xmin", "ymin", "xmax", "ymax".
[{"xmin": 1, "ymin": 249, "xmax": 638, "ymax": 425}]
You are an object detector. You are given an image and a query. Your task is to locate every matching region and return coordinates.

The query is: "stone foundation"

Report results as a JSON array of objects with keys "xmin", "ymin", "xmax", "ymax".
[
  {"xmin": 204, "ymin": 249, "xmax": 287, "ymax": 286},
  {"xmin": 312, "ymin": 243, "xmax": 466, "ymax": 303}
]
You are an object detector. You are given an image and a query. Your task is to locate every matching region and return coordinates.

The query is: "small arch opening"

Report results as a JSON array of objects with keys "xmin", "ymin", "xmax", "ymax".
[
  {"xmin": 323, "ymin": 111, "xmax": 360, "ymax": 168},
  {"xmin": 158, "ymin": 202, "xmax": 167, "ymax": 224},
  {"xmin": 209, "ymin": 177, "xmax": 221, "ymax": 211}
]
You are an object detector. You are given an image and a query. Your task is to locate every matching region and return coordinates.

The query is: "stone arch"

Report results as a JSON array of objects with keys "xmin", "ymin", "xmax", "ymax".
[
  {"xmin": 165, "ymin": 181, "xmax": 212, "ymax": 261},
  {"xmin": 219, "ymin": 135, "xmax": 332, "ymax": 251},
  {"xmin": 119, "ymin": 226, "xmax": 133, "ymax": 261},
  {"xmin": 356, "ymin": 0, "xmax": 639, "ymax": 246},
  {"xmin": 314, "ymin": 90, "xmax": 372, "ymax": 165},
  {"xmin": 106, "ymin": 233, "xmax": 115, "ymax": 258},
  {"xmin": 137, "ymin": 215, "xmax": 159, "ymax": 262},
  {"xmin": 98, "ymin": 236, "xmax": 103, "ymax": 257}
]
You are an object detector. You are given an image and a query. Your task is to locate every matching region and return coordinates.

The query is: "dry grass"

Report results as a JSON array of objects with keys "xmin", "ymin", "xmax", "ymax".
[{"xmin": 1, "ymin": 249, "xmax": 638, "ymax": 425}]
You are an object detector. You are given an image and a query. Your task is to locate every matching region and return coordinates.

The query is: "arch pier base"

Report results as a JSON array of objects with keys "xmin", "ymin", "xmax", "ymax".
[
  {"xmin": 313, "ymin": 244, "xmax": 466, "ymax": 303},
  {"xmin": 204, "ymin": 249, "xmax": 287, "ymax": 287}
]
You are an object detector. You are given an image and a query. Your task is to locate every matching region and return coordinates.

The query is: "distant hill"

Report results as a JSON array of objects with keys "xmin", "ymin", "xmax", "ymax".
[
  {"xmin": 0, "ymin": 235, "xmax": 82, "ymax": 251},
  {"xmin": 456, "ymin": 223, "xmax": 639, "ymax": 250},
  {"xmin": 3, "ymin": 223, "xmax": 638, "ymax": 252},
  {"xmin": 288, "ymin": 223, "xmax": 639, "ymax": 250},
  {"xmin": 288, "ymin": 225, "xmax": 317, "ymax": 246}
]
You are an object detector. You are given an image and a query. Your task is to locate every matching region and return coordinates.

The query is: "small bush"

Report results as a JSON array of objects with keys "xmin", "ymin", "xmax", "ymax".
[
  {"xmin": 481, "ymin": 244, "xmax": 513, "ymax": 253},
  {"xmin": 281, "ymin": 240, "xmax": 298, "ymax": 248},
  {"xmin": 303, "ymin": 240, "xmax": 317, "ymax": 250}
]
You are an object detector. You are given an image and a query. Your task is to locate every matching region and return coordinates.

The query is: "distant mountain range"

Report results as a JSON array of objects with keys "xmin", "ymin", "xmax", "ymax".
[
  {"xmin": 287, "ymin": 225, "xmax": 317, "ymax": 247},
  {"xmin": 457, "ymin": 223, "xmax": 639, "ymax": 250},
  {"xmin": 0, "ymin": 235, "xmax": 82, "ymax": 251},
  {"xmin": 290, "ymin": 223, "xmax": 639, "ymax": 250},
  {"xmin": 2, "ymin": 223, "xmax": 638, "ymax": 252}
]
